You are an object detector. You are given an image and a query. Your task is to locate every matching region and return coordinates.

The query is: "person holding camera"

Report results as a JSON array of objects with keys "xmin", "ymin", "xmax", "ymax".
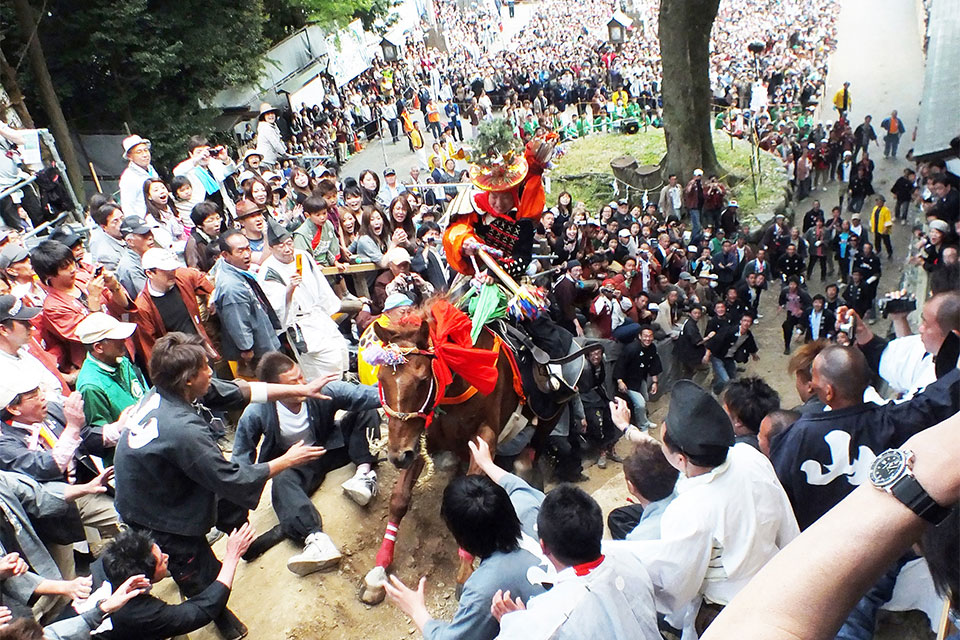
[
  {"xmin": 172, "ymin": 136, "xmax": 237, "ymax": 220},
  {"xmin": 371, "ymin": 247, "xmax": 434, "ymax": 315},
  {"xmin": 411, "ymin": 221, "xmax": 449, "ymax": 292}
]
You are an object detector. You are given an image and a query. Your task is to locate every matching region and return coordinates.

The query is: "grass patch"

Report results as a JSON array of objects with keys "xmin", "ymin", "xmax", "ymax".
[{"xmin": 549, "ymin": 129, "xmax": 788, "ymax": 225}]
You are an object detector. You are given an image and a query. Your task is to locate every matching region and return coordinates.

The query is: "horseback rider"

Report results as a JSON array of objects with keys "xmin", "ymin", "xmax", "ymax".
[{"xmin": 441, "ymin": 119, "xmax": 595, "ymax": 419}]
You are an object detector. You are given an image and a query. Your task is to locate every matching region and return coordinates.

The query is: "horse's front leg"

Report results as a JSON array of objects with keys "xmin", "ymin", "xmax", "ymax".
[{"xmin": 360, "ymin": 455, "xmax": 426, "ymax": 604}]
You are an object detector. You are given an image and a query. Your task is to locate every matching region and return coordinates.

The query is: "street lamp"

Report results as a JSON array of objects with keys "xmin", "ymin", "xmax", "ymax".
[
  {"xmin": 380, "ymin": 36, "xmax": 400, "ymax": 62},
  {"xmin": 607, "ymin": 11, "xmax": 632, "ymax": 46}
]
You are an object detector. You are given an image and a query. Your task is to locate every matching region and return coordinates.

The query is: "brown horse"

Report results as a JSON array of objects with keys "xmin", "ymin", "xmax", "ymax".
[{"xmin": 359, "ymin": 303, "xmax": 524, "ymax": 604}]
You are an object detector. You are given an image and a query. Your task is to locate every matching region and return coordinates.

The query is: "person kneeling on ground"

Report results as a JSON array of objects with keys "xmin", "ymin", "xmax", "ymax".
[
  {"xmin": 233, "ymin": 352, "xmax": 380, "ymax": 575},
  {"xmin": 384, "ymin": 439, "xmax": 549, "ymax": 640}
]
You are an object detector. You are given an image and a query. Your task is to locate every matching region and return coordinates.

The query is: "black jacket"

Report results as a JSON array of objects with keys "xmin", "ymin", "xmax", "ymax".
[
  {"xmin": 114, "ymin": 381, "xmax": 269, "ymax": 537},
  {"xmin": 801, "ymin": 308, "xmax": 836, "ymax": 341},
  {"xmin": 613, "ymin": 341, "xmax": 662, "ymax": 391},
  {"xmin": 705, "ymin": 324, "xmax": 758, "ymax": 363},
  {"xmin": 771, "ymin": 368, "xmax": 960, "ymax": 529},
  {"xmin": 91, "ymin": 558, "xmax": 230, "ymax": 640}
]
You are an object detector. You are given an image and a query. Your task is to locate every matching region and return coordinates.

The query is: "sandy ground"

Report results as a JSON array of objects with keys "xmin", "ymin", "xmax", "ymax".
[{"xmin": 157, "ymin": 0, "xmax": 938, "ymax": 636}]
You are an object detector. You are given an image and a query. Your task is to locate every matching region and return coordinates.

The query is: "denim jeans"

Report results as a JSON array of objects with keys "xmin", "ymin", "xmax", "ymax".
[
  {"xmin": 625, "ymin": 386, "xmax": 650, "ymax": 427},
  {"xmin": 689, "ymin": 208, "xmax": 702, "ymax": 238},
  {"xmin": 710, "ymin": 357, "xmax": 737, "ymax": 394}
]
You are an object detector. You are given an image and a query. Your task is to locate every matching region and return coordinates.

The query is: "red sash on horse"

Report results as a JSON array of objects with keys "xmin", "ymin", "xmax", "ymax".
[{"xmin": 429, "ymin": 299, "xmax": 498, "ymax": 399}]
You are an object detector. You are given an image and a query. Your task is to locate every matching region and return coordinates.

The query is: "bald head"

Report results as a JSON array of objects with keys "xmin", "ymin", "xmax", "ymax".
[{"xmin": 811, "ymin": 345, "xmax": 869, "ymax": 407}]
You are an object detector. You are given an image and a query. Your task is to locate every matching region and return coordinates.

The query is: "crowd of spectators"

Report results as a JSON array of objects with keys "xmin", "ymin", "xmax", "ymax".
[{"xmin": 0, "ymin": 0, "xmax": 955, "ymax": 637}]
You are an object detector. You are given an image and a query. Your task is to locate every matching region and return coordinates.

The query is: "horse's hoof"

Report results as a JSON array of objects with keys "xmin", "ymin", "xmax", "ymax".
[{"xmin": 360, "ymin": 566, "xmax": 387, "ymax": 605}]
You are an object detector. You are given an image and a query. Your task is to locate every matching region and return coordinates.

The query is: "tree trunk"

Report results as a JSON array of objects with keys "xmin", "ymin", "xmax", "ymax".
[
  {"xmin": 11, "ymin": 0, "xmax": 86, "ymax": 199},
  {"xmin": 0, "ymin": 47, "xmax": 34, "ymax": 128},
  {"xmin": 659, "ymin": 0, "xmax": 722, "ymax": 181}
]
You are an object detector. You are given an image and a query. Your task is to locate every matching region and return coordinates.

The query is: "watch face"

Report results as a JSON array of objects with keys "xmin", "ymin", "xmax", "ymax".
[{"xmin": 870, "ymin": 449, "xmax": 906, "ymax": 487}]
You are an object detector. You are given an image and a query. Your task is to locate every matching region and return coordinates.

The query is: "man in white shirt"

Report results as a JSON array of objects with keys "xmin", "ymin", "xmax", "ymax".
[
  {"xmin": 172, "ymin": 136, "xmax": 237, "ymax": 219},
  {"xmin": 617, "ymin": 380, "xmax": 799, "ymax": 637},
  {"xmin": 380, "ymin": 168, "xmax": 407, "ymax": 206},
  {"xmin": 257, "ymin": 223, "xmax": 349, "ymax": 380},
  {"xmin": 118, "ymin": 135, "xmax": 158, "ymax": 218},
  {"xmin": 233, "ymin": 352, "xmax": 380, "ymax": 575},
  {"xmin": 659, "ymin": 173, "xmax": 683, "ymax": 220},
  {"xmin": 491, "ymin": 481, "xmax": 661, "ymax": 640},
  {"xmin": 0, "ymin": 295, "xmax": 64, "ymax": 400}
]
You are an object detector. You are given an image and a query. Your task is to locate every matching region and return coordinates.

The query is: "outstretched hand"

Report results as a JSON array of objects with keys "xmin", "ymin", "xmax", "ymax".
[
  {"xmin": 490, "ymin": 589, "xmax": 526, "ymax": 622},
  {"xmin": 300, "ymin": 373, "xmax": 339, "ymax": 400},
  {"xmin": 99, "ymin": 575, "xmax": 151, "ymax": 614},
  {"xmin": 385, "ymin": 575, "xmax": 431, "ymax": 631}
]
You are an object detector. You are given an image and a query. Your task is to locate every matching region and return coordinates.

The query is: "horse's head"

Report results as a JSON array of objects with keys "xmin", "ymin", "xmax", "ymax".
[{"xmin": 373, "ymin": 314, "xmax": 434, "ymax": 469}]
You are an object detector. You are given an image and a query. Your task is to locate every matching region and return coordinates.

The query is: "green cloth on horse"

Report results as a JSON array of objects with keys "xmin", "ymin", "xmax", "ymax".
[{"xmin": 461, "ymin": 284, "xmax": 508, "ymax": 345}]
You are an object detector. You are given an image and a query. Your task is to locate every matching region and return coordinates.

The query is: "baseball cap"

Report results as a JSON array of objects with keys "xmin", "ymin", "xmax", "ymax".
[
  {"xmin": 383, "ymin": 168, "xmax": 396, "ymax": 176},
  {"xmin": 693, "ymin": 169, "xmax": 704, "ymax": 177},
  {"xmin": 141, "ymin": 248, "xmax": 182, "ymax": 271},
  {"xmin": 929, "ymin": 219, "xmax": 950, "ymax": 233},
  {"xmin": 120, "ymin": 216, "xmax": 152, "ymax": 237},
  {"xmin": 0, "ymin": 368, "xmax": 41, "ymax": 409},
  {"xmin": 383, "ymin": 293, "xmax": 414, "ymax": 311},
  {"xmin": 679, "ymin": 271, "xmax": 696, "ymax": 282},
  {"xmin": 49, "ymin": 225, "xmax": 83, "ymax": 248},
  {"xmin": 728, "ymin": 200, "xmax": 739, "ymax": 208},
  {"xmin": 0, "ymin": 295, "xmax": 41, "ymax": 323},
  {"xmin": 385, "ymin": 247, "xmax": 411, "ymax": 265},
  {"xmin": 74, "ymin": 312, "xmax": 137, "ymax": 345},
  {"xmin": 618, "ymin": 229, "xmax": 631, "ymax": 237},
  {"xmin": 0, "ymin": 244, "xmax": 30, "ymax": 271},
  {"xmin": 237, "ymin": 171, "xmax": 257, "ymax": 185}
]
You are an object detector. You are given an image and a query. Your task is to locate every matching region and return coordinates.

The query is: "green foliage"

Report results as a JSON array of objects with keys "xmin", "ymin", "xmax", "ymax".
[
  {"xmin": 6, "ymin": 0, "xmax": 267, "ymax": 170},
  {"xmin": 284, "ymin": 0, "xmax": 400, "ymax": 35},
  {"xmin": 469, "ymin": 118, "xmax": 522, "ymax": 167}
]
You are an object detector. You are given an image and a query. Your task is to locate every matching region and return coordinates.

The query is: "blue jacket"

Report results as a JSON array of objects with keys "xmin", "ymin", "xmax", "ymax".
[
  {"xmin": 212, "ymin": 261, "xmax": 281, "ymax": 359},
  {"xmin": 233, "ymin": 382, "xmax": 379, "ymax": 464},
  {"xmin": 423, "ymin": 473, "xmax": 549, "ymax": 640}
]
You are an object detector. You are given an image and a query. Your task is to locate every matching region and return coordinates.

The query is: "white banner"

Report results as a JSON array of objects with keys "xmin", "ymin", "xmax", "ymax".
[{"xmin": 326, "ymin": 20, "xmax": 372, "ymax": 87}]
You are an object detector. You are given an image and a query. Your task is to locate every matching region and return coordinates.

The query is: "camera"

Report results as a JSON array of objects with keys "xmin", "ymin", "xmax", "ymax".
[{"xmin": 877, "ymin": 290, "xmax": 917, "ymax": 318}]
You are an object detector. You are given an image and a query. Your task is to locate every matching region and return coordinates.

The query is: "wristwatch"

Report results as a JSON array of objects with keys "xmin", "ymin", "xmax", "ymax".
[{"xmin": 869, "ymin": 448, "xmax": 950, "ymax": 525}]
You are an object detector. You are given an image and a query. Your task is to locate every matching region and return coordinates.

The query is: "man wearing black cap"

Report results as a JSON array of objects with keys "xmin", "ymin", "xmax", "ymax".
[
  {"xmin": 116, "ymin": 216, "xmax": 156, "ymax": 298},
  {"xmin": 0, "ymin": 295, "xmax": 68, "ymax": 398},
  {"xmin": 622, "ymin": 380, "xmax": 798, "ymax": 637},
  {"xmin": 0, "ymin": 243, "xmax": 44, "ymax": 307},
  {"xmin": 381, "ymin": 168, "xmax": 407, "ymax": 204},
  {"xmin": 552, "ymin": 260, "xmax": 584, "ymax": 336}
]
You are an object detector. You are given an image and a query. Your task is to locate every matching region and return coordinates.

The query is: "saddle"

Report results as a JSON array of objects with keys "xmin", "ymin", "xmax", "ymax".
[{"xmin": 489, "ymin": 317, "xmax": 602, "ymax": 420}]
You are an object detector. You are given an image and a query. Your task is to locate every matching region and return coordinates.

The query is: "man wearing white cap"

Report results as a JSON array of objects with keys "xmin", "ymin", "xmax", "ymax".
[
  {"xmin": 74, "ymin": 313, "xmax": 144, "ymax": 463},
  {"xmin": 118, "ymin": 135, "xmax": 159, "ymax": 218},
  {"xmin": 133, "ymin": 247, "xmax": 217, "ymax": 364},
  {"xmin": 0, "ymin": 369, "xmax": 120, "ymax": 546}
]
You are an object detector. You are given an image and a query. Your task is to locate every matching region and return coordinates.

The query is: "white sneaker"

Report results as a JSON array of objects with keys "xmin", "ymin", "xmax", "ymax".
[
  {"xmin": 287, "ymin": 532, "xmax": 342, "ymax": 576},
  {"xmin": 342, "ymin": 470, "xmax": 378, "ymax": 507}
]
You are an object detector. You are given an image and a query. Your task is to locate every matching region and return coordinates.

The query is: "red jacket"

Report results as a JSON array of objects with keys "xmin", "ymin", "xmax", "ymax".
[{"xmin": 132, "ymin": 267, "xmax": 217, "ymax": 364}]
